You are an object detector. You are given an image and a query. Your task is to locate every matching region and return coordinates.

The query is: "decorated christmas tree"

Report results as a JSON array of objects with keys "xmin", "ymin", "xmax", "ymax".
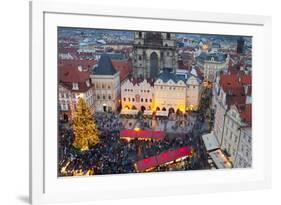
[{"xmin": 72, "ymin": 97, "xmax": 100, "ymax": 151}]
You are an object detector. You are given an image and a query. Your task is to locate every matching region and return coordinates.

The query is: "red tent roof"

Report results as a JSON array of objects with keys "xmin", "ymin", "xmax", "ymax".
[
  {"xmin": 135, "ymin": 146, "xmax": 192, "ymax": 172},
  {"xmin": 120, "ymin": 129, "xmax": 165, "ymax": 140}
]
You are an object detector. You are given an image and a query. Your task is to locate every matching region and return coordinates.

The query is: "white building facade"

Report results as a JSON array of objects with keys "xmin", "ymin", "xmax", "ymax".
[
  {"xmin": 196, "ymin": 52, "xmax": 229, "ymax": 81},
  {"xmin": 121, "ymin": 78, "xmax": 154, "ymax": 111},
  {"xmin": 90, "ymin": 54, "xmax": 120, "ymax": 112},
  {"xmin": 58, "ymin": 65, "xmax": 95, "ymax": 121},
  {"xmin": 120, "ymin": 69, "xmax": 202, "ymax": 113}
]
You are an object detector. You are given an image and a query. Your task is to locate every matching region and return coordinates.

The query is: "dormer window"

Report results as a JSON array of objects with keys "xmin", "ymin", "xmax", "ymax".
[
  {"xmin": 86, "ymin": 80, "xmax": 90, "ymax": 87},
  {"xmin": 72, "ymin": 83, "xmax": 79, "ymax": 90}
]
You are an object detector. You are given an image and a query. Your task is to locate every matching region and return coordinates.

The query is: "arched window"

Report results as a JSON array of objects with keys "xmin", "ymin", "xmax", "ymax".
[{"xmin": 167, "ymin": 33, "xmax": 171, "ymax": 40}]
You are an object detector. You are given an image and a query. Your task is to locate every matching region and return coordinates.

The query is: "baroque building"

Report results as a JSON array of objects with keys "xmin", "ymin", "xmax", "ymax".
[
  {"xmin": 121, "ymin": 68, "xmax": 202, "ymax": 113},
  {"xmin": 132, "ymin": 31, "xmax": 178, "ymax": 79},
  {"xmin": 90, "ymin": 54, "xmax": 121, "ymax": 112},
  {"xmin": 58, "ymin": 64, "xmax": 94, "ymax": 121}
]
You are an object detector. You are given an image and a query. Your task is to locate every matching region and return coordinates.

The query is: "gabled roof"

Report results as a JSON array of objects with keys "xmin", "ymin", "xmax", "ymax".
[
  {"xmin": 59, "ymin": 63, "xmax": 92, "ymax": 92},
  {"xmin": 92, "ymin": 54, "xmax": 117, "ymax": 75},
  {"xmin": 111, "ymin": 59, "xmax": 133, "ymax": 81},
  {"xmin": 234, "ymin": 104, "xmax": 252, "ymax": 124},
  {"xmin": 157, "ymin": 69, "xmax": 185, "ymax": 83}
]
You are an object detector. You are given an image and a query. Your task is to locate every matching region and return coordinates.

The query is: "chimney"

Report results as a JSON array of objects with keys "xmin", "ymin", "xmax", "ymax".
[
  {"xmin": 78, "ymin": 65, "xmax": 83, "ymax": 72},
  {"xmin": 244, "ymin": 85, "xmax": 248, "ymax": 94}
]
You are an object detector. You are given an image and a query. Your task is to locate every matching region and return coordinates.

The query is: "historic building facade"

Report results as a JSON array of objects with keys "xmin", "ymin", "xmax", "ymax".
[
  {"xmin": 58, "ymin": 64, "xmax": 95, "ymax": 121},
  {"xmin": 210, "ymin": 71, "xmax": 252, "ymax": 168},
  {"xmin": 132, "ymin": 31, "xmax": 178, "ymax": 79},
  {"xmin": 121, "ymin": 68, "xmax": 202, "ymax": 113},
  {"xmin": 90, "ymin": 54, "xmax": 120, "ymax": 112},
  {"xmin": 154, "ymin": 70, "xmax": 187, "ymax": 112},
  {"xmin": 221, "ymin": 104, "xmax": 252, "ymax": 167},
  {"xmin": 121, "ymin": 78, "xmax": 154, "ymax": 111},
  {"xmin": 196, "ymin": 52, "xmax": 229, "ymax": 81}
]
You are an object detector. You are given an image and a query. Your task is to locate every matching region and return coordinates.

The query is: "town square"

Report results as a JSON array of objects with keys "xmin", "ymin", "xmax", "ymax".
[{"xmin": 58, "ymin": 28, "xmax": 252, "ymax": 176}]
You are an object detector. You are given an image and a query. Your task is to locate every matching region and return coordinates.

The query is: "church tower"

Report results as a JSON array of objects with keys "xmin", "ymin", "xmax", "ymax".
[{"xmin": 132, "ymin": 31, "xmax": 178, "ymax": 79}]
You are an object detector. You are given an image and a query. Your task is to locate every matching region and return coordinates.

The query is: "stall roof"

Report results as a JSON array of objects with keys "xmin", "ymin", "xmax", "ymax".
[
  {"xmin": 143, "ymin": 110, "xmax": 153, "ymax": 115},
  {"xmin": 208, "ymin": 149, "xmax": 232, "ymax": 169},
  {"xmin": 120, "ymin": 129, "xmax": 165, "ymax": 140},
  {"xmin": 156, "ymin": 111, "xmax": 169, "ymax": 116},
  {"xmin": 135, "ymin": 146, "xmax": 192, "ymax": 172},
  {"xmin": 202, "ymin": 132, "xmax": 220, "ymax": 151},
  {"xmin": 120, "ymin": 109, "xmax": 139, "ymax": 115}
]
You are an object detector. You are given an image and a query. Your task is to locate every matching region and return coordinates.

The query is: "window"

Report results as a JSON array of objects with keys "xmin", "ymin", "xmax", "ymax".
[
  {"xmin": 139, "ymin": 32, "xmax": 142, "ymax": 38},
  {"xmin": 132, "ymin": 98, "xmax": 135, "ymax": 102},
  {"xmin": 128, "ymin": 98, "xmax": 130, "ymax": 102},
  {"xmin": 72, "ymin": 83, "xmax": 79, "ymax": 90},
  {"xmin": 97, "ymin": 95, "xmax": 100, "ymax": 100},
  {"xmin": 139, "ymin": 55, "xmax": 142, "ymax": 60},
  {"xmin": 141, "ymin": 98, "xmax": 143, "ymax": 102},
  {"xmin": 167, "ymin": 33, "xmax": 171, "ymax": 40},
  {"xmin": 102, "ymin": 84, "xmax": 105, "ymax": 89},
  {"xmin": 103, "ymin": 95, "xmax": 106, "ymax": 100},
  {"xmin": 86, "ymin": 80, "xmax": 90, "ymax": 87},
  {"xmin": 150, "ymin": 99, "xmax": 152, "ymax": 102},
  {"xmin": 108, "ymin": 85, "xmax": 111, "ymax": 89},
  {"xmin": 108, "ymin": 95, "xmax": 111, "ymax": 100},
  {"xmin": 145, "ymin": 99, "xmax": 148, "ymax": 102},
  {"xmin": 193, "ymin": 86, "xmax": 195, "ymax": 89},
  {"xmin": 123, "ymin": 97, "xmax": 126, "ymax": 101}
]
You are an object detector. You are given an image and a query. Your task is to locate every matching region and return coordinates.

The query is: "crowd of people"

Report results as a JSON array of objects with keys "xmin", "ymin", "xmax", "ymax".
[{"xmin": 58, "ymin": 109, "xmax": 211, "ymax": 176}]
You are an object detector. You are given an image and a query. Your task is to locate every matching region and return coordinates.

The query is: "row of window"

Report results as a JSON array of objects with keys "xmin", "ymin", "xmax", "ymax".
[
  {"xmin": 59, "ymin": 92, "xmax": 75, "ymax": 99},
  {"xmin": 123, "ymin": 97, "xmax": 152, "ymax": 103},
  {"xmin": 96, "ymin": 95, "xmax": 112, "ymax": 100},
  {"xmin": 124, "ymin": 89, "xmax": 150, "ymax": 93},
  {"xmin": 94, "ymin": 84, "xmax": 112, "ymax": 89}
]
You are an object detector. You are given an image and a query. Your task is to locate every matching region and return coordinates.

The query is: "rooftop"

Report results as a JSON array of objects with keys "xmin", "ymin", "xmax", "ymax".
[{"xmin": 92, "ymin": 54, "xmax": 117, "ymax": 75}]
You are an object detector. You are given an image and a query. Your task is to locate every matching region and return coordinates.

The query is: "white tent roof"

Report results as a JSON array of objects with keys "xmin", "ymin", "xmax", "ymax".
[
  {"xmin": 202, "ymin": 132, "xmax": 220, "ymax": 151},
  {"xmin": 208, "ymin": 149, "xmax": 232, "ymax": 169},
  {"xmin": 143, "ymin": 110, "xmax": 153, "ymax": 115},
  {"xmin": 120, "ymin": 109, "xmax": 138, "ymax": 115},
  {"xmin": 156, "ymin": 111, "xmax": 169, "ymax": 117}
]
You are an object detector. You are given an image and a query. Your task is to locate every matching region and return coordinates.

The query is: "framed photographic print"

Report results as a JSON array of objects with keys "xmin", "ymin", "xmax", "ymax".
[{"xmin": 30, "ymin": 0, "xmax": 272, "ymax": 204}]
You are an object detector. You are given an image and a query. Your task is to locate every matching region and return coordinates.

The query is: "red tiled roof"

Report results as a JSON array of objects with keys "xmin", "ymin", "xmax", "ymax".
[
  {"xmin": 220, "ymin": 73, "xmax": 251, "ymax": 90},
  {"xmin": 59, "ymin": 60, "xmax": 94, "ymax": 92},
  {"xmin": 220, "ymin": 73, "xmax": 252, "ymax": 106},
  {"xmin": 111, "ymin": 59, "xmax": 133, "ymax": 81},
  {"xmin": 236, "ymin": 104, "xmax": 252, "ymax": 124}
]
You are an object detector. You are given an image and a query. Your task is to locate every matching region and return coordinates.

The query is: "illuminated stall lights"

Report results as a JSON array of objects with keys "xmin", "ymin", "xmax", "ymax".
[{"xmin": 135, "ymin": 146, "xmax": 193, "ymax": 172}]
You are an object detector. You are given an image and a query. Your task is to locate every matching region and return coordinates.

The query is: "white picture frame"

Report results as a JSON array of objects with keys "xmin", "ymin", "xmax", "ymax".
[{"xmin": 30, "ymin": 0, "xmax": 272, "ymax": 204}]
